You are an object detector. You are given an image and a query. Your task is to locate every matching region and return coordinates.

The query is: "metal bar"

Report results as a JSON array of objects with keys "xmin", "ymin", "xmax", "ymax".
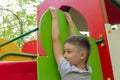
[
  {"xmin": 96, "ymin": 38, "xmax": 104, "ymax": 43},
  {"xmin": 0, "ymin": 27, "xmax": 39, "ymax": 47},
  {"xmin": 0, "ymin": 52, "xmax": 37, "ymax": 60}
]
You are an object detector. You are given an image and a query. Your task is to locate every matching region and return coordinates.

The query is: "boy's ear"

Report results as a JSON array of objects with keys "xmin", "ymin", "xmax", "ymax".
[{"xmin": 79, "ymin": 51, "xmax": 87, "ymax": 60}]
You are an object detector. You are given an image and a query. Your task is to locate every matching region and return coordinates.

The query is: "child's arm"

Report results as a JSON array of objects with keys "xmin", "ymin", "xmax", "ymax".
[
  {"xmin": 65, "ymin": 12, "xmax": 76, "ymax": 35},
  {"xmin": 50, "ymin": 7, "xmax": 63, "ymax": 65}
]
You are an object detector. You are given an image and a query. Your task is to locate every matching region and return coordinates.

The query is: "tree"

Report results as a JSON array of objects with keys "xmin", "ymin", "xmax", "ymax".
[{"xmin": 0, "ymin": 0, "xmax": 44, "ymax": 48}]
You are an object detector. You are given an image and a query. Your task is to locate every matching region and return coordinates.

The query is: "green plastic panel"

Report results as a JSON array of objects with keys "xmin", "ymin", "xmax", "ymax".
[{"xmin": 37, "ymin": 9, "xmax": 103, "ymax": 80}]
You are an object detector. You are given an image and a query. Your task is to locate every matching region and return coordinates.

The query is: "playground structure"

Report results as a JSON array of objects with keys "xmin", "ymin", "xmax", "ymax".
[{"xmin": 0, "ymin": 0, "xmax": 120, "ymax": 80}]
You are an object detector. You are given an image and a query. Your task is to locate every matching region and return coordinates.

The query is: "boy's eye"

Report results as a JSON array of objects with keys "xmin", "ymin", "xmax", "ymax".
[{"xmin": 67, "ymin": 51, "xmax": 71, "ymax": 54}]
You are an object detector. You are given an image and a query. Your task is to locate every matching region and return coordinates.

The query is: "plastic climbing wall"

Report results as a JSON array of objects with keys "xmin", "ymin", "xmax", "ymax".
[
  {"xmin": 0, "ymin": 0, "xmax": 119, "ymax": 80},
  {"xmin": 37, "ymin": 0, "xmax": 114, "ymax": 80}
]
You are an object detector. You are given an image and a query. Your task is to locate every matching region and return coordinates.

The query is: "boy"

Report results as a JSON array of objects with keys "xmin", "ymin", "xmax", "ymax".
[{"xmin": 50, "ymin": 7, "xmax": 92, "ymax": 80}]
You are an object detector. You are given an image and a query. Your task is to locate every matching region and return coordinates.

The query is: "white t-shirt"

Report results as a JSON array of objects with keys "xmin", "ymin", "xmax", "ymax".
[{"xmin": 58, "ymin": 58, "xmax": 92, "ymax": 80}]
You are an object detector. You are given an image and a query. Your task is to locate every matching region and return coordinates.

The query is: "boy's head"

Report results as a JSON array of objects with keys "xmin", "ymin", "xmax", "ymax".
[{"xmin": 64, "ymin": 35, "xmax": 91, "ymax": 66}]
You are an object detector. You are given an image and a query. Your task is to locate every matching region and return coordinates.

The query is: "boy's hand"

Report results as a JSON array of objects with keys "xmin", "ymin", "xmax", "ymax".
[
  {"xmin": 65, "ymin": 12, "xmax": 76, "ymax": 35},
  {"xmin": 65, "ymin": 12, "xmax": 73, "ymax": 23},
  {"xmin": 49, "ymin": 7, "xmax": 57, "ymax": 18}
]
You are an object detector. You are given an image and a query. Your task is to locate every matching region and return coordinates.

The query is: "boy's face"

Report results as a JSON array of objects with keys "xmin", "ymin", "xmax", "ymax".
[{"xmin": 64, "ymin": 42, "xmax": 83, "ymax": 66}]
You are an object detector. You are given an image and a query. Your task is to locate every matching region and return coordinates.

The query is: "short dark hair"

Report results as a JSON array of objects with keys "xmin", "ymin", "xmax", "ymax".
[{"xmin": 64, "ymin": 35, "xmax": 91, "ymax": 64}]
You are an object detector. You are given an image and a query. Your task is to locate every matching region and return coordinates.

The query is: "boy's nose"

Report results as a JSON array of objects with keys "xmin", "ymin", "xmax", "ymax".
[{"xmin": 64, "ymin": 53, "xmax": 67, "ymax": 58}]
